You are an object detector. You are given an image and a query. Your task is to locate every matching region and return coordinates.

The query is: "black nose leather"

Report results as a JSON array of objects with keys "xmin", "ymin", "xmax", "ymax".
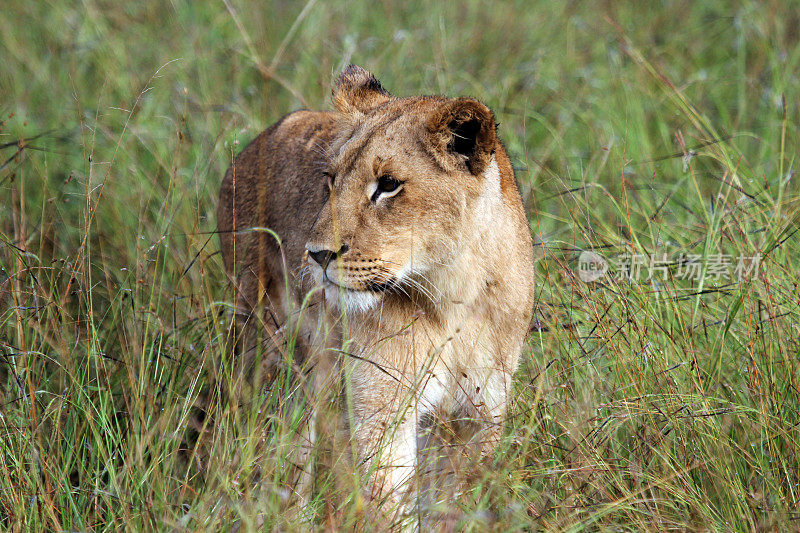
[
  {"xmin": 309, "ymin": 249, "xmax": 335, "ymax": 267},
  {"xmin": 309, "ymin": 244, "xmax": 348, "ymax": 267}
]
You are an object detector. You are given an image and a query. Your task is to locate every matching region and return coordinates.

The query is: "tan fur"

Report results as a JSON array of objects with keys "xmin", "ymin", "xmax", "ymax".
[{"xmin": 217, "ymin": 65, "xmax": 535, "ymax": 520}]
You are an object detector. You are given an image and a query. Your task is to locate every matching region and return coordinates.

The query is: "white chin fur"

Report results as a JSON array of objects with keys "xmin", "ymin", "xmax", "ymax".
[
  {"xmin": 308, "ymin": 262, "xmax": 382, "ymax": 314},
  {"xmin": 323, "ymin": 283, "xmax": 380, "ymax": 314}
]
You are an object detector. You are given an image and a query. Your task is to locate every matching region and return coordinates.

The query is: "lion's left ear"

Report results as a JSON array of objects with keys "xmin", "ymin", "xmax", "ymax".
[
  {"xmin": 427, "ymin": 98, "xmax": 497, "ymax": 175},
  {"xmin": 332, "ymin": 65, "xmax": 393, "ymax": 114}
]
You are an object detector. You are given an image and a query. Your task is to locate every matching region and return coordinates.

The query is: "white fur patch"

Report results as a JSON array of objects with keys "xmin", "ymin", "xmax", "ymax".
[
  {"xmin": 323, "ymin": 283, "xmax": 380, "ymax": 314},
  {"xmin": 484, "ymin": 156, "xmax": 501, "ymax": 190},
  {"xmin": 418, "ymin": 373, "xmax": 446, "ymax": 414},
  {"xmin": 475, "ymin": 156, "xmax": 503, "ymax": 229}
]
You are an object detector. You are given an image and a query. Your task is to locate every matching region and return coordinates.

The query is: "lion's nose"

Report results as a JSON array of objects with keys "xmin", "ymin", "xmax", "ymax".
[{"xmin": 308, "ymin": 244, "xmax": 349, "ymax": 268}]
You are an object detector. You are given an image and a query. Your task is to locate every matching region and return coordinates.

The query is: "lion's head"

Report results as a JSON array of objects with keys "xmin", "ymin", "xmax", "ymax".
[{"xmin": 306, "ymin": 66, "xmax": 506, "ymax": 313}]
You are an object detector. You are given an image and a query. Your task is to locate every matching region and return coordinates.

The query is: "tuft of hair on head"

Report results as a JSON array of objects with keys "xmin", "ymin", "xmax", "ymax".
[
  {"xmin": 426, "ymin": 97, "xmax": 497, "ymax": 175},
  {"xmin": 332, "ymin": 65, "xmax": 394, "ymax": 114}
]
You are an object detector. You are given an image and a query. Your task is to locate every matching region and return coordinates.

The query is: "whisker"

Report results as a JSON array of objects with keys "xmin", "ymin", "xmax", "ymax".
[
  {"xmin": 403, "ymin": 276, "xmax": 438, "ymax": 306},
  {"xmin": 406, "ymin": 268, "xmax": 441, "ymax": 295},
  {"xmin": 371, "ymin": 258, "xmax": 441, "ymax": 305},
  {"xmin": 295, "ymin": 264, "xmax": 314, "ymax": 287},
  {"xmin": 371, "ymin": 269, "xmax": 411, "ymax": 299}
]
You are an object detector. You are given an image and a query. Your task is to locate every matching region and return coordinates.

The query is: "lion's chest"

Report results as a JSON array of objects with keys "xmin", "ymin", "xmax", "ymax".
[{"xmin": 344, "ymin": 311, "xmax": 499, "ymax": 407}]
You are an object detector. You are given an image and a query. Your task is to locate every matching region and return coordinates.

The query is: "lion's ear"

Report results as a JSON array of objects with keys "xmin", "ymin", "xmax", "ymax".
[
  {"xmin": 332, "ymin": 65, "xmax": 393, "ymax": 114},
  {"xmin": 427, "ymin": 98, "xmax": 496, "ymax": 175}
]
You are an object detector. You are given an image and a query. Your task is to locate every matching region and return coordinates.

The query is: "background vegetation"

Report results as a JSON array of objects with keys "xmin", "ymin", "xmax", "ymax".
[{"xmin": 1, "ymin": 0, "xmax": 799, "ymax": 530}]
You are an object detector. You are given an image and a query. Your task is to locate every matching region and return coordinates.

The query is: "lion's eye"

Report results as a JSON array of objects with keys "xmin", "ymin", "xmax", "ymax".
[
  {"xmin": 377, "ymin": 175, "xmax": 401, "ymax": 193},
  {"xmin": 370, "ymin": 174, "xmax": 404, "ymax": 202}
]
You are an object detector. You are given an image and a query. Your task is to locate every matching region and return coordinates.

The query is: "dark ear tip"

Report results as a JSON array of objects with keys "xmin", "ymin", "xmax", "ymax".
[
  {"xmin": 337, "ymin": 64, "xmax": 368, "ymax": 84},
  {"xmin": 342, "ymin": 64, "xmax": 364, "ymax": 74},
  {"xmin": 335, "ymin": 65, "xmax": 387, "ymax": 93},
  {"xmin": 333, "ymin": 65, "xmax": 392, "ymax": 113}
]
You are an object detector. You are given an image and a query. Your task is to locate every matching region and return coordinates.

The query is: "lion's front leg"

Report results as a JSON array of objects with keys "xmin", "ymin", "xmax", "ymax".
[
  {"xmin": 458, "ymin": 369, "xmax": 513, "ymax": 458},
  {"xmin": 348, "ymin": 363, "xmax": 422, "ymax": 520}
]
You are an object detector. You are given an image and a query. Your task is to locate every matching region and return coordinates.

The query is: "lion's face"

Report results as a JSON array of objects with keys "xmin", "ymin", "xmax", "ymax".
[{"xmin": 305, "ymin": 68, "xmax": 499, "ymax": 313}]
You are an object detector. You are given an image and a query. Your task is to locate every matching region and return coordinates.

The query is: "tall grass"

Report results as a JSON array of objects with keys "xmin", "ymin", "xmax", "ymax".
[{"xmin": 1, "ymin": 0, "xmax": 798, "ymax": 530}]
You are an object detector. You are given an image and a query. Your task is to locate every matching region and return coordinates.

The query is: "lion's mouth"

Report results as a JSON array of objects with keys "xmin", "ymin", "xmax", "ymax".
[
  {"xmin": 321, "ymin": 275, "xmax": 351, "ymax": 291},
  {"xmin": 322, "ymin": 272, "xmax": 397, "ymax": 293},
  {"xmin": 364, "ymin": 279, "xmax": 397, "ymax": 292}
]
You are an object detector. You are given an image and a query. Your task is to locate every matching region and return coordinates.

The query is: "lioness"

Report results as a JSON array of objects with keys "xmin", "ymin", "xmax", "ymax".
[{"xmin": 217, "ymin": 65, "xmax": 535, "ymax": 520}]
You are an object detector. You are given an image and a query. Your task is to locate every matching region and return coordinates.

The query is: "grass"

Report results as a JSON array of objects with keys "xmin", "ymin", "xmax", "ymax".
[{"xmin": 1, "ymin": 0, "xmax": 799, "ymax": 530}]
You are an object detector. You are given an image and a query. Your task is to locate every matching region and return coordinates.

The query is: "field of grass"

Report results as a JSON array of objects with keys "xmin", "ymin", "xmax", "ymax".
[{"xmin": 2, "ymin": 0, "xmax": 799, "ymax": 530}]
